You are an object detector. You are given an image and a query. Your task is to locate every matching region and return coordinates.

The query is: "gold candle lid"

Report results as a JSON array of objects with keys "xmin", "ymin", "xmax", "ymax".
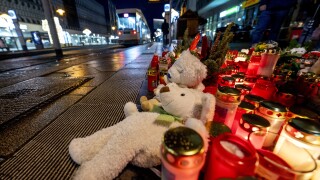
[
  {"xmin": 239, "ymin": 114, "xmax": 270, "ymax": 133},
  {"xmin": 163, "ymin": 127, "xmax": 204, "ymax": 156},
  {"xmin": 257, "ymin": 101, "xmax": 287, "ymax": 119},
  {"xmin": 287, "ymin": 105, "xmax": 319, "ymax": 120},
  {"xmin": 216, "ymin": 86, "xmax": 241, "ymax": 103},
  {"xmin": 162, "ymin": 127, "xmax": 205, "ymax": 169},
  {"xmin": 243, "ymin": 94, "xmax": 265, "ymax": 108},
  {"xmin": 238, "ymin": 101, "xmax": 256, "ymax": 111},
  {"xmin": 285, "ymin": 118, "xmax": 320, "ymax": 145}
]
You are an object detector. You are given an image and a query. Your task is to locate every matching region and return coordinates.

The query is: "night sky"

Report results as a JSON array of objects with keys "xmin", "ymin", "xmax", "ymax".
[{"xmin": 98, "ymin": 0, "xmax": 167, "ymax": 34}]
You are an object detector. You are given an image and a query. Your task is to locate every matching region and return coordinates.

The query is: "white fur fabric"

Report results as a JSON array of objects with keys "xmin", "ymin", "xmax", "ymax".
[{"xmin": 69, "ymin": 111, "xmax": 183, "ymax": 180}]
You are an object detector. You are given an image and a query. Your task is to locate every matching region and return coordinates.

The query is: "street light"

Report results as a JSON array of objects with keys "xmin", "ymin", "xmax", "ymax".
[
  {"xmin": 56, "ymin": 8, "xmax": 68, "ymax": 47},
  {"xmin": 83, "ymin": 28, "xmax": 91, "ymax": 45},
  {"xmin": 56, "ymin": 9, "xmax": 65, "ymax": 16}
]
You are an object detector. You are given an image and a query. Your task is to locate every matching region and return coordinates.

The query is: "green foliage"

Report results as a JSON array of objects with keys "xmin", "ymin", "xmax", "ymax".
[
  {"xmin": 201, "ymin": 22, "xmax": 235, "ymax": 84},
  {"xmin": 288, "ymin": 39, "xmax": 300, "ymax": 49}
]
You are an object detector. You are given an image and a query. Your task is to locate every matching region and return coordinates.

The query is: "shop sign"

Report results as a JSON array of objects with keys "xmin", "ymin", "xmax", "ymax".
[
  {"xmin": 220, "ymin": 6, "xmax": 239, "ymax": 18},
  {"xmin": 164, "ymin": 4, "xmax": 170, "ymax": 12},
  {"xmin": 242, "ymin": 0, "xmax": 260, "ymax": 8}
]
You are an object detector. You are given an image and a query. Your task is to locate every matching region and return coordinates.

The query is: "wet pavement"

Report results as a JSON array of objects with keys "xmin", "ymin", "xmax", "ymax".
[{"xmin": 0, "ymin": 43, "xmax": 163, "ymax": 179}]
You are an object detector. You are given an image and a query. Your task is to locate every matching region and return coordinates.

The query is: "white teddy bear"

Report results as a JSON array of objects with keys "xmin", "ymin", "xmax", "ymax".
[
  {"xmin": 165, "ymin": 49, "xmax": 208, "ymax": 91},
  {"xmin": 68, "ymin": 83, "xmax": 215, "ymax": 180}
]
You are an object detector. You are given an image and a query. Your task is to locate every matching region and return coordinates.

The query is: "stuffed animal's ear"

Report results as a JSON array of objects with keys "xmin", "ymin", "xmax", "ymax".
[
  {"xmin": 195, "ymin": 62, "xmax": 207, "ymax": 81},
  {"xmin": 200, "ymin": 93, "xmax": 216, "ymax": 124}
]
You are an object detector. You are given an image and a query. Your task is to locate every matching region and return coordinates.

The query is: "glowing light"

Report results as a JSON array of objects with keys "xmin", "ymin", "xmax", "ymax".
[
  {"xmin": 124, "ymin": 13, "xmax": 129, "ymax": 18},
  {"xmin": 83, "ymin": 28, "xmax": 91, "ymax": 36},
  {"xmin": 56, "ymin": 9, "xmax": 65, "ymax": 16}
]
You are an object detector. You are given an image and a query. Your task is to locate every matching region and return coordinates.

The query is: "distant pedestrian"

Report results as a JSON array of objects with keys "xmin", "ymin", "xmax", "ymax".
[
  {"xmin": 251, "ymin": 0, "xmax": 297, "ymax": 44},
  {"xmin": 161, "ymin": 19, "xmax": 169, "ymax": 45}
]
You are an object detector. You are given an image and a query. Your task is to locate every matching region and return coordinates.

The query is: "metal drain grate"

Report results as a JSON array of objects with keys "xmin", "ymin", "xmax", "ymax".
[{"xmin": 0, "ymin": 103, "xmax": 125, "ymax": 180}]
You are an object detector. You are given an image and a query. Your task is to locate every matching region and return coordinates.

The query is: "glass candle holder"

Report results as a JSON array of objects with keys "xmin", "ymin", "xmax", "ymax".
[
  {"xmin": 237, "ymin": 61, "xmax": 249, "ymax": 73},
  {"xmin": 203, "ymin": 121, "xmax": 231, "ymax": 172},
  {"xmin": 231, "ymin": 101, "xmax": 255, "ymax": 134},
  {"xmin": 235, "ymin": 113, "xmax": 270, "ymax": 149},
  {"xmin": 243, "ymin": 94, "xmax": 265, "ymax": 108},
  {"xmin": 250, "ymin": 77, "xmax": 277, "ymax": 100},
  {"xmin": 246, "ymin": 55, "xmax": 261, "ymax": 76},
  {"xmin": 273, "ymin": 118, "xmax": 320, "ymax": 179},
  {"xmin": 214, "ymin": 86, "xmax": 241, "ymax": 129},
  {"xmin": 231, "ymin": 74, "xmax": 245, "ymax": 85},
  {"xmin": 257, "ymin": 53, "xmax": 280, "ymax": 77},
  {"xmin": 255, "ymin": 101, "xmax": 287, "ymax": 148},
  {"xmin": 204, "ymin": 133, "xmax": 258, "ymax": 180},
  {"xmin": 161, "ymin": 127, "xmax": 205, "ymax": 180},
  {"xmin": 235, "ymin": 84, "xmax": 252, "ymax": 101},
  {"xmin": 243, "ymin": 75, "xmax": 258, "ymax": 88},
  {"xmin": 274, "ymin": 91, "xmax": 296, "ymax": 108},
  {"xmin": 287, "ymin": 105, "xmax": 319, "ymax": 121},
  {"xmin": 255, "ymin": 149, "xmax": 313, "ymax": 180},
  {"xmin": 218, "ymin": 76, "xmax": 235, "ymax": 88}
]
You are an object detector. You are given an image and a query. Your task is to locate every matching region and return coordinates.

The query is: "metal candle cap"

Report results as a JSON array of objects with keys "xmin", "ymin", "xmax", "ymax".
[
  {"xmin": 162, "ymin": 127, "xmax": 205, "ymax": 169},
  {"xmin": 239, "ymin": 114, "xmax": 270, "ymax": 133},
  {"xmin": 216, "ymin": 86, "xmax": 241, "ymax": 103},
  {"xmin": 257, "ymin": 101, "xmax": 287, "ymax": 119},
  {"xmin": 243, "ymin": 94, "xmax": 265, "ymax": 108},
  {"xmin": 287, "ymin": 105, "xmax": 319, "ymax": 120},
  {"xmin": 285, "ymin": 118, "xmax": 320, "ymax": 145},
  {"xmin": 163, "ymin": 127, "xmax": 204, "ymax": 156}
]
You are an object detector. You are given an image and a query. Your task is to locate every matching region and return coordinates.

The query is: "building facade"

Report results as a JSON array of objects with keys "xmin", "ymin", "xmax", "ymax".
[{"xmin": 0, "ymin": 0, "xmax": 112, "ymax": 51}]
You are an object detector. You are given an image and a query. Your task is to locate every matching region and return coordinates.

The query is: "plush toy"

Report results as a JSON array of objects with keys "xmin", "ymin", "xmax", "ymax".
[
  {"xmin": 68, "ymin": 83, "xmax": 215, "ymax": 180},
  {"xmin": 165, "ymin": 49, "xmax": 208, "ymax": 91},
  {"xmin": 140, "ymin": 83, "xmax": 164, "ymax": 112}
]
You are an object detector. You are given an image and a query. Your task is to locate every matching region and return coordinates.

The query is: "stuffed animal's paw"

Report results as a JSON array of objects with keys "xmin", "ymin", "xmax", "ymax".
[{"xmin": 140, "ymin": 96, "xmax": 160, "ymax": 112}]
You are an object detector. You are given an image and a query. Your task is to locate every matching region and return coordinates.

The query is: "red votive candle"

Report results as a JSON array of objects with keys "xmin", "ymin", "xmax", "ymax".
[
  {"xmin": 219, "ymin": 76, "xmax": 235, "ymax": 88},
  {"xmin": 255, "ymin": 149, "xmax": 296, "ymax": 180},
  {"xmin": 250, "ymin": 77, "xmax": 277, "ymax": 100},
  {"xmin": 235, "ymin": 84, "xmax": 252, "ymax": 101},
  {"xmin": 243, "ymin": 75, "xmax": 258, "ymax": 88},
  {"xmin": 246, "ymin": 55, "xmax": 261, "ymax": 76},
  {"xmin": 235, "ymin": 114, "xmax": 270, "ymax": 149},
  {"xmin": 231, "ymin": 101, "xmax": 255, "ymax": 134},
  {"xmin": 204, "ymin": 133, "xmax": 258, "ymax": 180}
]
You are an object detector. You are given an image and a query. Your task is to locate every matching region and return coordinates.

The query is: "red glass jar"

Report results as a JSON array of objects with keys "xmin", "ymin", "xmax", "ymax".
[
  {"xmin": 274, "ymin": 91, "xmax": 296, "ymax": 107},
  {"xmin": 214, "ymin": 86, "xmax": 241, "ymax": 129},
  {"xmin": 246, "ymin": 55, "xmax": 261, "ymax": 76},
  {"xmin": 204, "ymin": 133, "xmax": 258, "ymax": 180},
  {"xmin": 243, "ymin": 75, "xmax": 258, "ymax": 88},
  {"xmin": 250, "ymin": 77, "xmax": 277, "ymax": 100},
  {"xmin": 243, "ymin": 94, "xmax": 265, "ymax": 108},
  {"xmin": 235, "ymin": 113, "xmax": 270, "ymax": 149},
  {"xmin": 203, "ymin": 121, "xmax": 231, "ymax": 172},
  {"xmin": 235, "ymin": 84, "xmax": 252, "ymax": 101},
  {"xmin": 231, "ymin": 101, "xmax": 255, "ymax": 134},
  {"xmin": 219, "ymin": 76, "xmax": 235, "ymax": 88},
  {"xmin": 231, "ymin": 74, "xmax": 244, "ymax": 85},
  {"xmin": 237, "ymin": 61, "xmax": 249, "ymax": 73}
]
